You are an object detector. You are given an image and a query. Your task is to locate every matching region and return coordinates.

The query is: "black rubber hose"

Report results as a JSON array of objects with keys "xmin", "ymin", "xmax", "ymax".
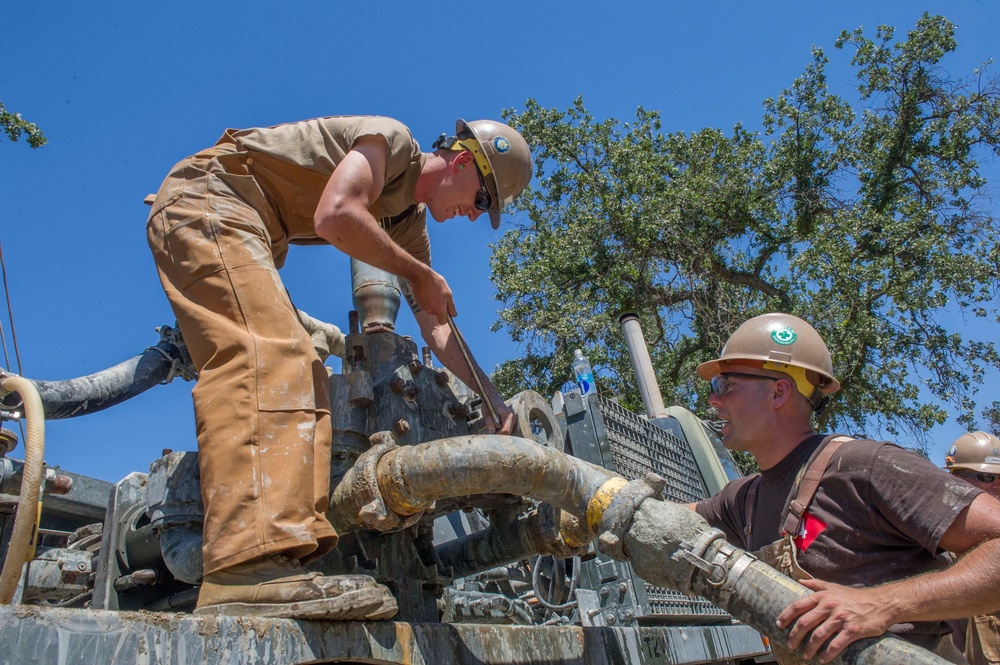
[
  {"xmin": 1, "ymin": 340, "xmax": 182, "ymax": 420},
  {"xmin": 436, "ymin": 511, "xmax": 545, "ymax": 579}
]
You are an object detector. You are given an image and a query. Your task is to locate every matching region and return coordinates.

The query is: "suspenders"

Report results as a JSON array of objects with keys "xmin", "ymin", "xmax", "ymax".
[{"xmin": 742, "ymin": 435, "xmax": 854, "ymax": 546}]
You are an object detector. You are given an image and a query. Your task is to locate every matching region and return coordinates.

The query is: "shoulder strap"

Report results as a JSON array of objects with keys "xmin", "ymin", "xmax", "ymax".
[
  {"xmin": 781, "ymin": 435, "xmax": 854, "ymax": 537},
  {"xmin": 742, "ymin": 475, "xmax": 761, "ymax": 544}
]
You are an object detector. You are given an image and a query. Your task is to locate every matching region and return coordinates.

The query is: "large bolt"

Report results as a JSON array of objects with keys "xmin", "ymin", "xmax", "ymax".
[
  {"xmin": 408, "ymin": 360, "xmax": 423, "ymax": 375},
  {"xmin": 434, "ymin": 371, "xmax": 450, "ymax": 387},
  {"xmin": 389, "ymin": 377, "xmax": 406, "ymax": 394},
  {"xmin": 448, "ymin": 402, "xmax": 472, "ymax": 419},
  {"xmin": 394, "ymin": 419, "xmax": 411, "ymax": 434},
  {"xmin": 404, "ymin": 383, "xmax": 420, "ymax": 399},
  {"xmin": 51, "ymin": 475, "xmax": 74, "ymax": 495}
]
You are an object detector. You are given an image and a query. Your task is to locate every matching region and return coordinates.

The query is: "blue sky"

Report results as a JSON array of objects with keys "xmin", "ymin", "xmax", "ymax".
[{"xmin": 1, "ymin": 1, "xmax": 998, "ymax": 482}]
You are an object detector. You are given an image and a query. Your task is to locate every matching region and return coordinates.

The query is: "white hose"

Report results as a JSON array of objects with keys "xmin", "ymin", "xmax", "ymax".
[{"xmin": 0, "ymin": 375, "xmax": 45, "ymax": 604}]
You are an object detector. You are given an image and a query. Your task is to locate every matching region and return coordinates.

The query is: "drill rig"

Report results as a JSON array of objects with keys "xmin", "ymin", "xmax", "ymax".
[{"xmin": 0, "ymin": 262, "xmax": 947, "ymax": 664}]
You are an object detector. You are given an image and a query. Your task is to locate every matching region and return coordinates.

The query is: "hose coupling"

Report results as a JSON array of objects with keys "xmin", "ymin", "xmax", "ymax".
[
  {"xmin": 596, "ymin": 473, "xmax": 666, "ymax": 560},
  {"xmin": 349, "ymin": 433, "xmax": 427, "ymax": 531},
  {"xmin": 672, "ymin": 528, "xmax": 757, "ymax": 605}
]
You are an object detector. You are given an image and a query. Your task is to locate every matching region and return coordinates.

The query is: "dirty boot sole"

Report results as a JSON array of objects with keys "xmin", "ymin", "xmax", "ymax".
[{"xmin": 193, "ymin": 587, "xmax": 395, "ymax": 621}]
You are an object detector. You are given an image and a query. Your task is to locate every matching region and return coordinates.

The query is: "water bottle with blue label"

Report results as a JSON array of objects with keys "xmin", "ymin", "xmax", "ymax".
[{"xmin": 573, "ymin": 349, "xmax": 596, "ymax": 396}]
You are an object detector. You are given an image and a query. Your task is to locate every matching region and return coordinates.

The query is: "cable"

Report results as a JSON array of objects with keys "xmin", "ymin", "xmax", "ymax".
[
  {"xmin": 0, "ymin": 238, "xmax": 23, "ymax": 375},
  {"xmin": 0, "ymin": 237, "xmax": 27, "ymax": 444},
  {"xmin": 530, "ymin": 554, "xmax": 580, "ymax": 611}
]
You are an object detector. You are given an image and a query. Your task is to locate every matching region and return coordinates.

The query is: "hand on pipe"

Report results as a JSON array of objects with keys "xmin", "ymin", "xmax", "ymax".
[{"xmin": 775, "ymin": 578, "xmax": 893, "ymax": 663}]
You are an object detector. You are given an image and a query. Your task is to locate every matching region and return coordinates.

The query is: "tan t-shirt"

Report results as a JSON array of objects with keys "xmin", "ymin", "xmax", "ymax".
[{"xmin": 215, "ymin": 115, "xmax": 430, "ymax": 265}]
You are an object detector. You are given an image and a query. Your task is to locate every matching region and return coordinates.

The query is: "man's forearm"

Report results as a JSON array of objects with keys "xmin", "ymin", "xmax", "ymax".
[
  {"xmin": 880, "ymin": 538, "xmax": 1000, "ymax": 623},
  {"xmin": 317, "ymin": 209, "xmax": 429, "ymax": 286}
]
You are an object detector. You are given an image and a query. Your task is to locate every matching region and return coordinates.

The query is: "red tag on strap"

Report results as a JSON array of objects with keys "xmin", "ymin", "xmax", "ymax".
[{"xmin": 793, "ymin": 511, "xmax": 827, "ymax": 551}]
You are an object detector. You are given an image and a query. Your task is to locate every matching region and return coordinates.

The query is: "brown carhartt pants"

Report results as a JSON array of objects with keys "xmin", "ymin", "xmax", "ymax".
[{"xmin": 146, "ymin": 147, "xmax": 337, "ymax": 575}]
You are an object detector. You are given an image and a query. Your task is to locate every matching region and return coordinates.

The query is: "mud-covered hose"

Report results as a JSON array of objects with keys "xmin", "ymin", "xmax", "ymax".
[
  {"xmin": 623, "ymin": 499, "xmax": 947, "ymax": 665},
  {"xmin": 327, "ymin": 434, "xmax": 616, "ymax": 535},
  {"xmin": 0, "ymin": 339, "xmax": 183, "ymax": 420},
  {"xmin": 0, "ymin": 375, "xmax": 45, "ymax": 604}
]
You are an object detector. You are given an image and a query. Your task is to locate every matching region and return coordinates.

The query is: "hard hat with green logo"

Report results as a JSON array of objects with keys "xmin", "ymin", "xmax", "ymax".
[
  {"xmin": 696, "ymin": 312, "xmax": 840, "ymax": 412},
  {"xmin": 944, "ymin": 431, "xmax": 1000, "ymax": 473},
  {"xmin": 433, "ymin": 119, "xmax": 532, "ymax": 229}
]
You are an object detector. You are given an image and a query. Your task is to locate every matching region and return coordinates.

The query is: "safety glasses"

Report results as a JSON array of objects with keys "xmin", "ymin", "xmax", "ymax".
[
  {"xmin": 709, "ymin": 373, "xmax": 777, "ymax": 396},
  {"xmin": 952, "ymin": 469, "xmax": 998, "ymax": 483},
  {"xmin": 474, "ymin": 167, "xmax": 493, "ymax": 212}
]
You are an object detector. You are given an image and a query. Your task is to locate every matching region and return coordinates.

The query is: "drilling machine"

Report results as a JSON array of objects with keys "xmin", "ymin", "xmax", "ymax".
[{"xmin": 0, "ymin": 262, "xmax": 950, "ymax": 665}]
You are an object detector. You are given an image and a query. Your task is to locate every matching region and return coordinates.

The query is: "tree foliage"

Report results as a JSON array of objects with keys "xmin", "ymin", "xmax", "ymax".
[
  {"xmin": 0, "ymin": 98, "xmax": 46, "ymax": 148},
  {"xmin": 491, "ymin": 14, "xmax": 1000, "ymax": 447}
]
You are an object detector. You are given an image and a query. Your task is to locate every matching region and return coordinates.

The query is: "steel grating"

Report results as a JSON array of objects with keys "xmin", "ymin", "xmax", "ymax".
[{"xmin": 596, "ymin": 396, "xmax": 726, "ymax": 618}]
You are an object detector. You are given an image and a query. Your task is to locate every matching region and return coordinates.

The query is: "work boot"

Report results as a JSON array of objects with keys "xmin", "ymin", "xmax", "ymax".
[{"xmin": 194, "ymin": 555, "xmax": 398, "ymax": 620}]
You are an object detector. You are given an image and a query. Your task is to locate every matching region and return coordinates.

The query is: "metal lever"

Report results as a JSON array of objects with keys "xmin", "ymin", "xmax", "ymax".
[{"xmin": 446, "ymin": 315, "xmax": 502, "ymax": 431}]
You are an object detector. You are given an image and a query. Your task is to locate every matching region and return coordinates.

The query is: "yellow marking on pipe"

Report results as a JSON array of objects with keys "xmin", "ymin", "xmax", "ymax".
[
  {"xmin": 586, "ymin": 477, "xmax": 628, "ymax": 531},
  {"xmin": 377, "ymin": 476, "xmax": 424, "ymax": 516},
  {"xmin": 561, "ymin": 529, "xmax": 588, "ymax": 549}
]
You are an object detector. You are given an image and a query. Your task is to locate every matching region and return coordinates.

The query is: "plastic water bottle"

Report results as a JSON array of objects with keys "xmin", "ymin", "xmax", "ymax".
[{"xmin": 573, "ymin": 349, "xmax": 596, "ymax": 396}]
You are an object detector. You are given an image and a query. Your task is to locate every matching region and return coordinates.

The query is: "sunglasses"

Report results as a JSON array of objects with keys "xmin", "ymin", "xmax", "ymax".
[
  {"xmin": 952, "ymin": 469, "xmax": 998, "ymax": 483},
  {"xmin": 709, "ymin": 372, "xmax": 777, "ymax": 396},
  {"xmin": 474, "ymin": 167, "xmax": 493, "ymax": 212}
]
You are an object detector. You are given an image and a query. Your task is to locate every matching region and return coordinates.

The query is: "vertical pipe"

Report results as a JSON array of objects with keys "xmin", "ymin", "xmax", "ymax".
[
  {"xmin": 619, "ymin": 314, "xmax": 668, "ymax": 418},
  {"xmin": 351, "ymin": 258, "xmax": 401, "ymax": 334}
]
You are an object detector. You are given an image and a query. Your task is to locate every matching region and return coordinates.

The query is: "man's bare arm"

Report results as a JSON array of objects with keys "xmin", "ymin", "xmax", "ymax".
[
  {"xmin": 406, "ymin": 286, "xmax": 515, "ymax": 434},
  {"xmin": 313, "ymin": 135, "xmax": 454, "ymax": 322},
  {"xmin": 776, "ymin": 492, "xmax": 1000, "ymax": 662}
]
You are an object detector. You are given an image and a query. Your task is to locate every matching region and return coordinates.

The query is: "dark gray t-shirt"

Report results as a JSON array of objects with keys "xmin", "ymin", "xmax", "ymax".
[{"xmin": 696, "ymin": 434, "xmax": 981, "ymax": 646}]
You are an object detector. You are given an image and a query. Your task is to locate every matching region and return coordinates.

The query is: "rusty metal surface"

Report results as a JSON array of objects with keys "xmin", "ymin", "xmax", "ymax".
[{"xmin": 0, "ymin": 604, "xmax": 769, "ymax": 664}]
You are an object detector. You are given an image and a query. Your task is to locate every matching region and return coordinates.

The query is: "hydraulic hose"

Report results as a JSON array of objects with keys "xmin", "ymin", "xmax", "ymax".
[
  {"xmin": 0, "ymin": 375, "xmax": 45, "ymax": 604},
  {"xmin": 436, "ymin": 506, "xmax": 588, "ymax": 579},
  {"xmin": 0, "ymin": 339, "xmax": 184, "ymax": 420},
  {"xmin": 330, "ymin": 434, "xmax": 946, "ymax": 664}
]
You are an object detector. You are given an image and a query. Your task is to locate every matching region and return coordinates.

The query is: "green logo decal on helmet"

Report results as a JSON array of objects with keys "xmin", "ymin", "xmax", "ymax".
[{"xmin": 772, "ymin": 326, "xmax": 797, "ymax": 346}]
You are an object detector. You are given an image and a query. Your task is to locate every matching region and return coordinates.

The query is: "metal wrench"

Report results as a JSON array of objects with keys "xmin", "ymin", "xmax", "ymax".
[{"xmin": 446, "ymin": 314, "xmax": 502, "ymax": 431}]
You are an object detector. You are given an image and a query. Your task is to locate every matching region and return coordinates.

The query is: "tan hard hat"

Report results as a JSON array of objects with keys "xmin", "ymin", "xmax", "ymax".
[
  {"xmin": 697, "ymin": 313, "xmax": 840, "ymax": 405},
  {"xmin": 455, "ymin": 119, "xmax": 532, "ymax": 229},
  {"xmin": 944, "ymin": 431, "xmax": 1000, "ymax": 473}
]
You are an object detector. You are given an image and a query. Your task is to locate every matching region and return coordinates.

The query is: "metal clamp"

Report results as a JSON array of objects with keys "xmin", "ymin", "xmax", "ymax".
[
  {"xmin": 672, "ymin": 528, "xmax": 729, "ymax": 594},
  {"xmin": 596, "ymin": 473, "xmax": 666, "ymax": 560},
  {"xmin": 671, "ymin": 528, "xmax": 758, "ymax": 602},
  {"xmin": 349, "ymin": 435, "xmax": 427, "ymax": 532}
]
